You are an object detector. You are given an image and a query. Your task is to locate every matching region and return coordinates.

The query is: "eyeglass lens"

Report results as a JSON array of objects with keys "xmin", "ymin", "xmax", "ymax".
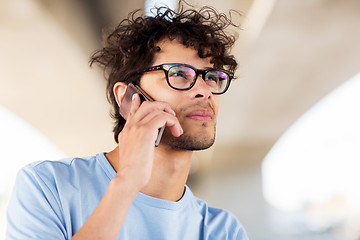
[{"xmin": 167, "ymin": 66, "xmax": 229, "ymax": 93}]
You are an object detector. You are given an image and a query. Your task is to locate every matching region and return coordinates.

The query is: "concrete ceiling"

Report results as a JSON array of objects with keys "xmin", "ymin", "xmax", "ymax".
[
  {"xmin": 213, "ymin": 0, "xmax": 360, "ymax": 167},
  {"xmin": 1, "ymin": 0, "xmax": 359, "ymax": 169}
]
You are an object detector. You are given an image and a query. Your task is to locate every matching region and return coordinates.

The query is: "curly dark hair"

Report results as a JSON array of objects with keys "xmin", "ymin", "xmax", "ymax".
[{"xmin": 90, "ymin": 4, "xmax": 239, "ymax": 143}]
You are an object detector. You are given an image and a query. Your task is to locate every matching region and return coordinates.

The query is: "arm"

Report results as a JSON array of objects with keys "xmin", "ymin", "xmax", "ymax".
[{"xmin": 72, "ymin": 94, "xmax": 183, "ymax": 239}]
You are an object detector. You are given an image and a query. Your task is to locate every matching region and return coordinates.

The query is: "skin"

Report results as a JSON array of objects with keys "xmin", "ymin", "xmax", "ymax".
[{"xmin": 72, "ymin": 38, "xmax": 220, "ymax": 239}]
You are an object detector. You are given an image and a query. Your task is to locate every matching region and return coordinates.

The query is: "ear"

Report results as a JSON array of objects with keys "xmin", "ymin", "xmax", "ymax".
[{"xmin": 113, "ymin": 82, "xmax": 128, "ymax": 107}]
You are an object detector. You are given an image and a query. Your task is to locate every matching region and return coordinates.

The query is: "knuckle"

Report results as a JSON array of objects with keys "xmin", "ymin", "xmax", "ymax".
[{"xmin": 141, "ymin": 101, "xmax": 150, "ymax": 107}]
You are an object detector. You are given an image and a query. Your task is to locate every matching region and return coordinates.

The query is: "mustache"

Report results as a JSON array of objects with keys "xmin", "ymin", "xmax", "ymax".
[{"xmin": 179, "ymin": 101, "xmax": 215, "ymax": 115}]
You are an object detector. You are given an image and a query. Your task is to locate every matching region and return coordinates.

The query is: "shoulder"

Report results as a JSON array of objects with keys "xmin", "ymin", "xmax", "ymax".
[
  {"xmin": 15, "ymin": 153, "xmax": 105, "ymax": 194},
  {"xmin": 7, "ymin": 153, "xmax": 110, "ymax": 239},
  {"xmin": 191, "ymin": 195, "xmax": 236, "ymax": 222},
  {"xmin": 26, "ymin": 154, "xmax": 98, "ymax": 171},
  {"xmin": 192, "ymin": 195, "xmax": 249, "ymax": 240},
  {"xmin": 21, "ymin": 154, "xmax": 99, "ymax": 178}
]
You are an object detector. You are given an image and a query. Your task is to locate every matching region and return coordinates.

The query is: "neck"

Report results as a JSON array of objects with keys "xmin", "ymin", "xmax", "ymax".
[{"xmin": 106, "ymin": 144, "xmax": 193, "ymax": 202}]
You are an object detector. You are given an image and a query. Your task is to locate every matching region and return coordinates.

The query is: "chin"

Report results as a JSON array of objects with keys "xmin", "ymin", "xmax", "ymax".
[{"xmin": 161, "ymin": 127, "xmax": 216, "ymax": 151}]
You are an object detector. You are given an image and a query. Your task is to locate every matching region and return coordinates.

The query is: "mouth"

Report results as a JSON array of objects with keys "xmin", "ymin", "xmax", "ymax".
[{"xmin": 186, "ymin": 109, "xmax": 214, "ymax": 121}]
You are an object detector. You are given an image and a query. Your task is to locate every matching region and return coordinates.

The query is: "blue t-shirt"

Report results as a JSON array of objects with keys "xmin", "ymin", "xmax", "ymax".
[{"xmin": 7, "ymin": 153, "xmax": 249, "ymax": 240}]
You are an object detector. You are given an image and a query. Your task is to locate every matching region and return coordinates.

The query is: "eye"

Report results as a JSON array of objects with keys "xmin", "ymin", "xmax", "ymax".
[
  {"xmin": 168, "ymin": 66, "xmax": 194, "ymax": 81},
  {"xmin": 167, "ymin": 66, "xmax": 196, "ymax": 89},
  {"xmin": 205, "ymin": 71, "xmax": 220, "ymax": 82},
  {"xmin": 169, "ymin": 69, "xmax": 187, "ymax": 78}
]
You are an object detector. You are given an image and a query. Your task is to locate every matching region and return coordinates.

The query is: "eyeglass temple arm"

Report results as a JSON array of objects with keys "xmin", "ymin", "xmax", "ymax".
[{"xmin": 140, "ymin": 65, "xmax": 163, "ymax": 73}]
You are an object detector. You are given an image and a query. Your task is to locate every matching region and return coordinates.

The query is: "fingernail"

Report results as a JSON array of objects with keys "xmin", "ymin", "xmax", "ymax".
[{"xmin": 132, "ymin": 94, "xmax": 136, "ymax": 101}]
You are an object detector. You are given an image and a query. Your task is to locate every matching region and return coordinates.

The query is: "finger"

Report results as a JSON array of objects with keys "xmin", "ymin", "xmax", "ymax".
[
  {"xmin": 143, "ymin": 101, "xmax": 176, "ymax": 116},
  {"xmin": 141, "ymin": 110, "xmax": 183, "ymax": 137},
  {"xmin": 130, "ymin": 101, "xmax": 176, "ymax": 122}
]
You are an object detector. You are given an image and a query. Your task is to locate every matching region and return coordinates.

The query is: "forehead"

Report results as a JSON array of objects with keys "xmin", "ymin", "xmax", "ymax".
[{"xmin": 152, "ymin": 39, "xmax": 213, "ymax": 69}]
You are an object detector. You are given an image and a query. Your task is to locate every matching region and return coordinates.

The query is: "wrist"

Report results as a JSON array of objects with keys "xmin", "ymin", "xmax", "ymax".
[{"xmin": 110, "ymin": 174, "xmax": 140, "ymax": 199}]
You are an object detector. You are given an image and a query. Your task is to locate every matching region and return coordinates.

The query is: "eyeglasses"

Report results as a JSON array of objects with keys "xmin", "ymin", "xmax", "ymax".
[{"xmin": 139, "ymin": 63, "xmax": 234, "ymax": 95}]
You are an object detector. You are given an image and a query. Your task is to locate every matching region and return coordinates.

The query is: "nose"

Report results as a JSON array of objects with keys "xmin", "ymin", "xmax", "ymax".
[{"xmin": 189, "ymin": 75, "xmax": 212, "ymax": 99}]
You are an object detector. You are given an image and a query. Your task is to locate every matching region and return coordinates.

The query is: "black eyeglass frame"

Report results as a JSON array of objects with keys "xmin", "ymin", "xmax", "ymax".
[{"xmin": 138, "ymin": 63, "xmax": 234, "ymax": 95}]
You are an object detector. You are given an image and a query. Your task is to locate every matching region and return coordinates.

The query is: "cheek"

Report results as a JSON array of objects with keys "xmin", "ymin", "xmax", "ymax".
[
  {"xmin": 212, "ymin": 97, "xmax": 220, "ymax": 116},
  {"xmin": 152, "ymin": 90, "xmax": 181, "ymax": 106},
  {"xmin": 142, "ymin": 80, "xmax": 182, "ymax": 105},
  {"xmin": 166, "ymin": 95, "xmax": 184, "ymax": 114},
  {"xmin": 139, "ymin": 73, "xmax": 169, "ymax": 99}
]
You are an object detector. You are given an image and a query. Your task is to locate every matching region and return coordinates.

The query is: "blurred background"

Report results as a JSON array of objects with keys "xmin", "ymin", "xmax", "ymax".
[{"xmin": 1, "ymin": 0, "xmax": 360, "ymax": 239}]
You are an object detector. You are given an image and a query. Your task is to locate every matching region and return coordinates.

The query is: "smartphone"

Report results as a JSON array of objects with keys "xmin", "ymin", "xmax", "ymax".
[{"xmin": 119, "ymin": 83, "xmax": 165, "ymax": 147}]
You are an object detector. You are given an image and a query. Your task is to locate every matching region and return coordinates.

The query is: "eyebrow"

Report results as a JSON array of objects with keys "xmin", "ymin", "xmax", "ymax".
[
  {"xmin": 202, "ymin": 66, "xmax": 215, "ymax": 71},
  {"xmin": 171, "ymin": 63, "xmax": 215, "ymax": 71},
  {"xmin": 189, "ymin": 66, "xmax": 216, "ymax": 72}
]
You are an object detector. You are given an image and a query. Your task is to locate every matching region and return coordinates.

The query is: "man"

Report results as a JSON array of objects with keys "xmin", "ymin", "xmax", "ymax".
[{"xmin": 7, "ymin": 4, "xmax": 249, "ymax": 240}]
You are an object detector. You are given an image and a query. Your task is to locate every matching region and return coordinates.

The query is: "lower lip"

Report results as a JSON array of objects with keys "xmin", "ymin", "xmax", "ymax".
[{"xmin": 187, "ymin": 115, "xmax": 213, "ymax": 121}]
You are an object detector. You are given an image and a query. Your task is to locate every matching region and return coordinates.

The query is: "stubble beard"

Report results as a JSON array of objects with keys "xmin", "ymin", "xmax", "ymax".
[
  {"xmin": 159, "ymin": 100, "xmax": 217, "ymax": 151},
  {"xmin": 161, "ymin": 122, "xmax": 216, "ymax": 151}
]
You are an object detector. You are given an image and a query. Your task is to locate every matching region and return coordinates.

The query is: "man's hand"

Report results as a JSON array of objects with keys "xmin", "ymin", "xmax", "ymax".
[
  {"xmin": 72, "ymin": 93, "xmax": 183, "ymax": 240},
  {"xmin": 116, "ymin": 93, "xmax": 183, "ymax": 191}
]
